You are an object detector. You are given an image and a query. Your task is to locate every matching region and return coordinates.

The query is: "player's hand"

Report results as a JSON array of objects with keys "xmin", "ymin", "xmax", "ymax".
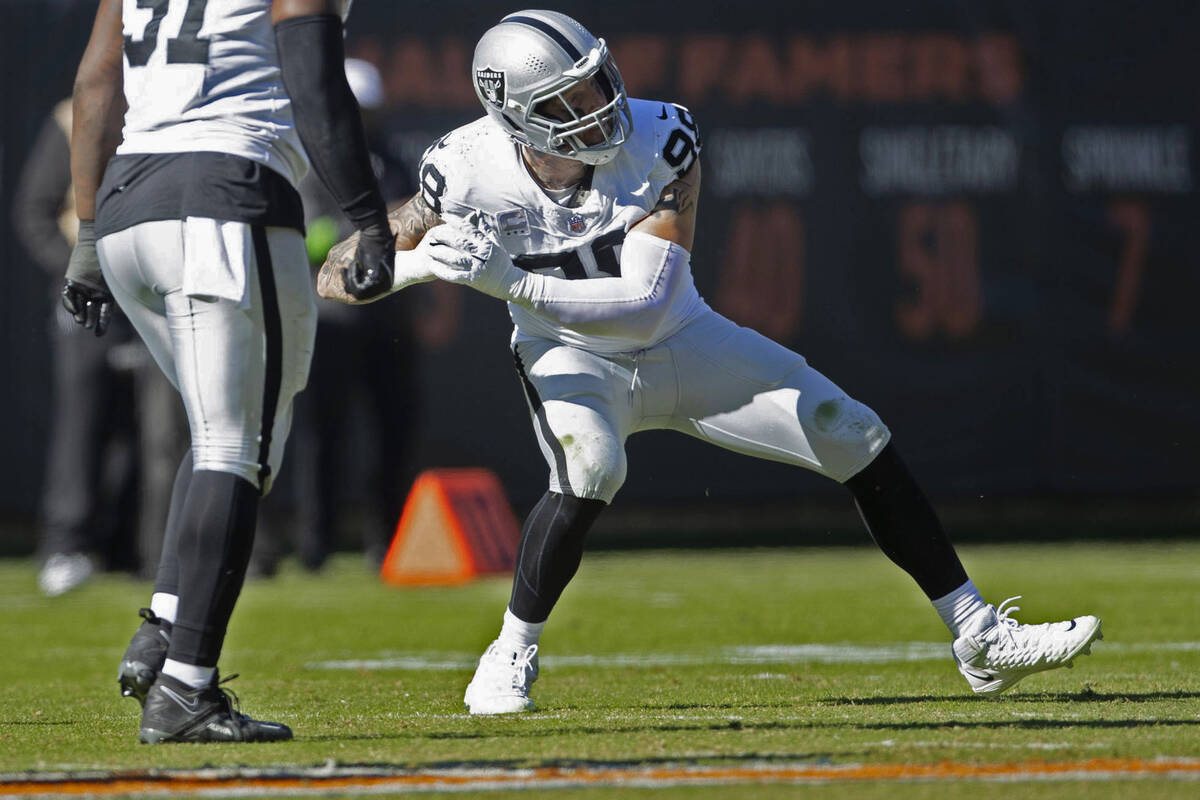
[
  {"xmin": 425, "ymin": 212, "xmax": 526, "ymax": 301},
  {"xmin": 319, "ymin": 228, "xmax": 439, "ymax": 304},
  {"xmin": 61, "ymin": 221, "xmax": 113, "ymax": 337},
  {"xmin": 342, "ymin": 219, "xmax": 396, "ymax": 302}
]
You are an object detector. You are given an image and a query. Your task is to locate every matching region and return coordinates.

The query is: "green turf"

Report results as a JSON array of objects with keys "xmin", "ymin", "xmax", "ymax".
[{"xmin": 1, "ymin": 542, "xmax": 1198, "ymax": 795}]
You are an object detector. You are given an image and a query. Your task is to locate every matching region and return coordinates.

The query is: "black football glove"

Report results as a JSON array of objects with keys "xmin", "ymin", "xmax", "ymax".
[
  {"xmin": 342, "ymin": 218, "xmax": 396, "ymax": 302},
  {"xmin": 62, "ymin": 220, "xmax": 114, "ymax": 337}
]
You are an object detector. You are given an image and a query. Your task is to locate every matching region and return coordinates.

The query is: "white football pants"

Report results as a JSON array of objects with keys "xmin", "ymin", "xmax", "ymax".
[
  {"xmin": 514, "ymin": 310, "xmax": 891, "ymax": 503},
  {"xmin": 97, "ymin": 219, "xmax": 316, "ymax": 494}
]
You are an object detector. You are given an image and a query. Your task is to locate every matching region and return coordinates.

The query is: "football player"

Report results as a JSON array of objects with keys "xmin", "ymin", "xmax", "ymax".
[
  {"xmin": 68, "ymin": 0, "xmax": 393, "ymax": 742},
  {"xmin": 321, "ymin": 10, "xmax": 1102, "ymax": 714}
]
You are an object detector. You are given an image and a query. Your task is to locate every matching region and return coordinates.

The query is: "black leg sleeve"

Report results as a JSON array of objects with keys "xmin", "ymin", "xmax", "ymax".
[
  {"xmin": 166, "ymin": 470, "xmax": 261, "ymax": 667},
  {"xmin": 844, "ymin": 443, "xmax": 969, "ymax": 600},
  {"xmin": 152, "ymin": 449, "xmax": 193, "ymax": 595},
  {"xmin": 508, "ymin": 492, "xmax": 607, "ymax": 623}
]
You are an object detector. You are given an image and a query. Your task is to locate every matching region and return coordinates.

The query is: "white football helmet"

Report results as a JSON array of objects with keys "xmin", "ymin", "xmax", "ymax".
[{"xmin": 471, "ymin": 10, "xmax": 633, "ymax": 165}]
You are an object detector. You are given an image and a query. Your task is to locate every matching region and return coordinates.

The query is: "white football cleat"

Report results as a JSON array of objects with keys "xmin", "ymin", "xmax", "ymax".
[
  {"xmin": 953, "ymin": 597, "xmax": 1102, "ymax": 695},
  {"xmin": 463, "ymin": 641, "xmax": 538, "ymax": 715},
  {"xmin": 38, "ymin": 553, "xmax": 94, "ymax": 597}
]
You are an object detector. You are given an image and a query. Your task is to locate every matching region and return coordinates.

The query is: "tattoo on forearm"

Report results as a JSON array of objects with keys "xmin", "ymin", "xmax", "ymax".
[
  {"xmin": 317, "ymin": 237, "xmax": 359, "ymax": 303},
  {"xmin": 389, "ymin": 193, "xmax": 443, "ymax": 249},
  {"xmin": 317, "ymin": 193, "xmax": 443, "ymax": 304}
]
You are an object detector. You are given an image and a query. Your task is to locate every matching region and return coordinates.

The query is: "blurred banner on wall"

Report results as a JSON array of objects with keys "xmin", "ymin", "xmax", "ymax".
[{"xmin": 2, "ymin": 0, "xmax": 1197, "ymax": 516}]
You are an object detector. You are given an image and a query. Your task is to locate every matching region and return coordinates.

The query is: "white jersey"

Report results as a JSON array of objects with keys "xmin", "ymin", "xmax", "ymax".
[
  {"xmin": 419, "ymin": 98, "xmax": 708, "ymax": 354},
  {"xmin": 117, "ymin": 0, "xmax": 308, "ymax": 187}
]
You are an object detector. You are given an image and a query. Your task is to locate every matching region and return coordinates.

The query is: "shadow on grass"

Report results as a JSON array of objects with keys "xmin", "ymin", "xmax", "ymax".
[
  {"xmin": 852, "ymin": 718, "xmax": 1200, "ymax": 731},
  {"xmin": 822, "ymin": 689, "xmax": 1200, "ymax": 705},
  {"xmin": 413, "ymin": 716, "xmax": 1200, "ymax": 740},
  {"xmin": 303, "ymin": 717, "xmax": 786, "ymax": 743},
  {"xmin": 425, "ymin": 718, "xmax": 793, "ymax": 740},
  {"xmin": 304, "ymin": 718, "xmax": 830, "ymax": 743},
  {"xmin": 276, "ymin": 752, "xmax": 850, "ymax": 771},
  {"xmin": 299, "ymin": 689, "xmax": 1200, "ymax": 744},
  {"xmin": 646, "ymin": 702, "xmax": 801, "ymax": 711},
  {"xmin": 300, "ymin": 711, "xmax": 1200, "ymax": 747}
]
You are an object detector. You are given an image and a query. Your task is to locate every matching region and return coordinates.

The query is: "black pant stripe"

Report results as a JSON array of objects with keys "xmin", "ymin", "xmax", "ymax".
[
  {"xmin": 512, "ymin": 347, "xmax": 574, "ymax": 496},
  {"xmin": 250, "ymin": 226, "xmax": 282, "ymax": 489}
]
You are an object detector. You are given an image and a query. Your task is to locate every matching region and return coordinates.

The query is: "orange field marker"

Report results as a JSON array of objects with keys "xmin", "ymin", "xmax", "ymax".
[{"xmin": 379, "ymin": 468, "xmax": 520, "ymax": 586}]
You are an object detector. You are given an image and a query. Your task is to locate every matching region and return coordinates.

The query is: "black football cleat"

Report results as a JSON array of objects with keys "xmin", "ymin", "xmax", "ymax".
[
  {"xmin": 118, "ymin": 608, "xmax": 172, "ymax": 706},
  {"xmin": 139, "ymin": 672, "xmax": 293, "ymax": 744}
]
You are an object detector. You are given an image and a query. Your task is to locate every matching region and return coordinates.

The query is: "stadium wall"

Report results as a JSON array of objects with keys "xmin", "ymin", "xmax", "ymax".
[{"xmin": 1, "ymin": 1, "xmax": 1196, "ymax": 538}]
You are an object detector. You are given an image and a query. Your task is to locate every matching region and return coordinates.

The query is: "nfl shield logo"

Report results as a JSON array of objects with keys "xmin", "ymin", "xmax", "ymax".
[
  {"xmin": 476, "ymin": 67, "xmax": 506, "ymax": 109},
  {"xmin": 567, "ymin": 214, "xmax": 586, "ymax": 233}
]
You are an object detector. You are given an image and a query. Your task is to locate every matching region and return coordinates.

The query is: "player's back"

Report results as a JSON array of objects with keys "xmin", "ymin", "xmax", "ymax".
[{"xmin": 117, "ymin": 0, "xmax": 306, "ymax": 187}]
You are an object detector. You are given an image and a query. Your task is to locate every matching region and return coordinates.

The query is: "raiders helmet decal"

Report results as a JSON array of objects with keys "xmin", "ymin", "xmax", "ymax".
[{"xmin": 476, "ymin": 67, "xmax": 506, "ymax": 109}]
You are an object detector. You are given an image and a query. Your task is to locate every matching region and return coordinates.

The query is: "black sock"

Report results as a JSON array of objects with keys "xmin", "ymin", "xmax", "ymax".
[
  {"xmin": 167, "ymin": 470, "xmax": 260, "ymax": 666},
  {"xmin": 844, "ymin": 443, "xmax": 968, "ymax": 600},
  {"xmin": 508, "ymin": 492, "xmax": 606, "ymax": 623},
  {"xmin": 152, "ymin": 449, "xmax": 193, "ymax": 596}
]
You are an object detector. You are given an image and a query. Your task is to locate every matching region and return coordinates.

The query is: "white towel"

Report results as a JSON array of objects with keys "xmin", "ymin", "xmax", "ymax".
[{"xmin": 181, "ymin": 217, "xmax": 252, "ymax": 308}]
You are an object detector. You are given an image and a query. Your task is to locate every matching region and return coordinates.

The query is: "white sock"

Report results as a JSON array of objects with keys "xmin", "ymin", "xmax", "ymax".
[
  {"xmin": 497, "ymin": 608, "xmax": 545, "ymax": 651},
  {"xmin": 162, "ymin": 658, "xmax": 215, "ymax": 689},
  {"xmin": 931, "ymin": 579, "xmax": 989, "ymax": 638},
  {"xmin": 150, "ymin": 592, "xmax": 178, "ymax": 624}
]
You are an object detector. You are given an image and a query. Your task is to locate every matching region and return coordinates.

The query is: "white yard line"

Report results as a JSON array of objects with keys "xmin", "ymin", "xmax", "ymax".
[{"xmin": 304, "ymin": 640, "xmax": 1195, "ymax": 672}]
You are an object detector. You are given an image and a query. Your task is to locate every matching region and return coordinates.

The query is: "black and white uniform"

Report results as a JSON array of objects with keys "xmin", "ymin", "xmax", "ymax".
[
  {"xmin": 420, "ymin": 100, "xmax": 891, "ymax": 503},
  {"xmin": 95, "ymin": 0, "xmax": 316, "ymax": 493}
]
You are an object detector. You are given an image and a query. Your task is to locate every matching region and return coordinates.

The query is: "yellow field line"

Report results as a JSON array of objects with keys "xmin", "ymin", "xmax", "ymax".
[{"xmin": 3, "ymin": 758, "xmax": 1199, "ymax": 796}]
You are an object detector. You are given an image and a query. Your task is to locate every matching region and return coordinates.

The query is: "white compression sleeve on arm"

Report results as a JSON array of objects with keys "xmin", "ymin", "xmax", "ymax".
[
  {"xmin": 391, "ymin": 246, "xmax": 437, "ymax": 292},
  {"xmin": 511, "ymin": 231, "xmax": 692, "ymax": 340},
  {"xmin": 347, "ymin": 246, "xmax": 435, "ymax": 304}
]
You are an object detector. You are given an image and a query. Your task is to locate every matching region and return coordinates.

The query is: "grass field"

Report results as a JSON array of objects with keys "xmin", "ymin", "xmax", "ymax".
[{"xmin": 1, "ymin": 541, "xmax": 1198, "ymax": 797}]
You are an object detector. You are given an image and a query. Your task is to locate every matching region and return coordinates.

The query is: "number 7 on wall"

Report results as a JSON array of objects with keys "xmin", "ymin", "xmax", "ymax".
[{"xmin": 1106, "ymin": 201, "xmax": 1150, "ymax": 336}]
